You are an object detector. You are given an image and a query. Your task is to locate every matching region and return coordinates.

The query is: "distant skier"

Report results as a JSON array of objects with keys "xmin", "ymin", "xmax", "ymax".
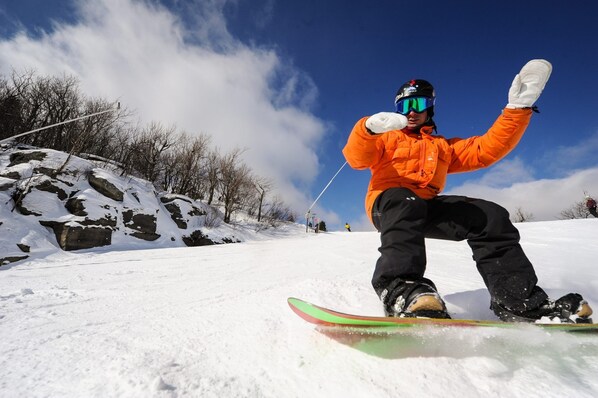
[
  {"xmin": 342, "ymin": 59, "xmax": 593, "ymax": 323},
  {"xmin": 345, "ymin": 222, "xmax": 351, "ymax": 232},
  {"xmin": 586, "ymin": 195, "xmax": 597, "ymax": 217}
]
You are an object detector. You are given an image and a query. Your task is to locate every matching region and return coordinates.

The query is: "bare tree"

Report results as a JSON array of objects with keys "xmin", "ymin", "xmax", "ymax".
[
  {"xmin": 161, "ymin": 132, "xmax": 211, "ymax": 198},
  {"xmin": 204, "ymin": 149, "xmax": 220, "ymax": 205},
  {"xmin": 560, "ymin": 200, "xmax": 592, "ymax": 219},
  {"xmin": 253, "ymin": 176, "xmax": 273, "ymax": 222},
  {"xmin": 218, "ymin": 148, "xmax": 252, "ymax": 223},
  {"xmin": 126, "ymin": 122, "xmax": 178, "ymax": 184},
  {"xmin": 265, "ymin": 195, "xmax": 296, "ymax": 223},
  {"xmin": 6, "ymin": 71, "xmax": 81, "ymax": 150},
  {"xmin": 511, "ymin": 207, "xmax": 534, "ymax": 223},
  {"xmin": 0, "ymin": 70, "xmax": 129, "ymax": 157},
  {"xmin": 0, "ymin": 76, "xmax": 23, "ymax": 138},
  {"xmin": 76, "ymin": 98, "xmax": 131, "ymax": 158}
]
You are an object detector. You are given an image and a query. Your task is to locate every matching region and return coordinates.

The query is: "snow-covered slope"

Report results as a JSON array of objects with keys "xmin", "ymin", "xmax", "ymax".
[{"xmin": 1, "ymin": 219, "xmax": 598, "ymax": 397}]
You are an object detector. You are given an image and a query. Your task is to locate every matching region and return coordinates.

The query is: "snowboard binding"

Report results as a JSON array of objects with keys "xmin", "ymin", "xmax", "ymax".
[
  {"xmin": 382, "ymin": 278, "xmax": 451, "ymax": 319},
  {"xmin": 491, "ymin": 293, "xmax": 593, "ymax": 324}
]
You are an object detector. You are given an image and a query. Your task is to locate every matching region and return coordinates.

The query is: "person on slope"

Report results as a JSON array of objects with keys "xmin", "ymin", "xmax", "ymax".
[
  {"xmin": 342, "ymin": 60, "xmax": 593, "ymax": 323},
  {"xmin": 586, "ymin": 195, "xmax": 597, "ymax": 218},
  {"xmin": 345, "ymin": 222, "xmax": 352, "ymax": 232}
]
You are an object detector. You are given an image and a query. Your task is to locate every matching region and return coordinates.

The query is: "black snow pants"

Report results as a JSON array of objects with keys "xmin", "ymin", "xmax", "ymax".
[{"xmin": 371, "ymin": 187, "xmax": 547, "ymax": 312}]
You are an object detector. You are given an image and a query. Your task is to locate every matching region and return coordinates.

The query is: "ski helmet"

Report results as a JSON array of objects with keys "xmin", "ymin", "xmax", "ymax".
[
  {"xmin": 395, "ymin": 79, "xmax": 436, "ymax": 127},
  {"xmin": 395, "ymin": 79, "xmax": 435, "ymax": 103}
]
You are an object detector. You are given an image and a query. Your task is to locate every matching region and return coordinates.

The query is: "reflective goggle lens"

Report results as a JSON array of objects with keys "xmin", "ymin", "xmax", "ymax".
[{"xmin": 395, "ymin": 97, "xmax": 434, "ymax": 115}]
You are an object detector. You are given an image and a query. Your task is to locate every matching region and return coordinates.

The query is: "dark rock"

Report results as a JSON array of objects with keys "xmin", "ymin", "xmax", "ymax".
[
  {"xmin": 14, "ymin": 195, "xmax": 42, "ymax": 216},
  {"xmin": 222, "ymin": 237, "xmax": 240, "ymax": 244},
  {"xmin": 182, "ymin": 230, "xmax": 215, "ymax": 246},
  {"xmin": 0, "ymin": 179, "xmax": 15, "ymax": 191},
  {"xmin": 9, "ymin": 151, "xmax": 47, "ymax": 166},
  {"xmin": 33, "ymin": 166, "xmax": 58, "ymax": 178},
  {"xmin": 130, "ymin": 231, "xmax": 160, "ymax": 241},
  {"xmin": 65, "ymin": 197, "xmax": 88, "ymax": 216},
  {"xmin": 79, "ymin": 215, "xmax": 117, "ymax": 228},
  {"xmin": 35, "ymin": 179, "xmax": 68, "ymax": 201},
  {"xmin": 0, "ymin": 171, "xmax": 21, "ymax": 180},
  {"xmin": 160, "ymin": 195, "xmax": 192, "ymax": 204},
  {"xmin": 163, "ymin": 202, "xmax": 187, "ymax": 229},
  {"xmin": 188, "ymin": 205, "xmax": 206, "ymax": 217},
  {"xmin": 160, "ymin": 196, "xmax": 206, "ymax": 230},
  {"xmin": 131, "ymin": 192, "xmax": 140, "ymax": 203},
  {"xmin": 12, "ymin": 177, "xmax": 72, "ymax": 216},
  {"xmin": 88, "ymin": 171, "xmax": 124, "ymax": 201},
  {"xmin": 40, "ymin": 220, "xmax": 112, "ymax": 251},
  {"xmin": 1, "ymin": 255, "xmax": 29, "ymax": 266},
  {"xmin": 16, "ymin": 243, "xmax": 30, "ymax": 253},
  {"xmin": 122, "ymin": 210, "xmax": 160, "ymax": 241}
]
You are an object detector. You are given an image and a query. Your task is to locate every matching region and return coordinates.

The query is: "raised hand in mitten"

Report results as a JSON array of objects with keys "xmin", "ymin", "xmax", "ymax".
[{"xmin": 506, "ymin": 59, "xmax": 552, "ymax": 109}]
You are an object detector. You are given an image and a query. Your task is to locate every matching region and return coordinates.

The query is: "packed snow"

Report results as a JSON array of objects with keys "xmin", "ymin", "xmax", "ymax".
[{"xmin": 1, "ymin": 219, "xmax": 598, "ymax": 397}]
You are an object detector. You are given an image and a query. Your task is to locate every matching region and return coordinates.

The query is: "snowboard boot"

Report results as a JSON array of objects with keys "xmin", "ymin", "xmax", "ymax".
[
  {"xmin": 491, "ymin": 293, "xmax": 593, "ymax": 324},
  {"xmin": 382, "ymin": 278, "xmax": 450, "ymax": 319}
]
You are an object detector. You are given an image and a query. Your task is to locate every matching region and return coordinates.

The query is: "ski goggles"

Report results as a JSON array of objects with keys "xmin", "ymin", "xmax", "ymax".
[{"xmin": 395, "ymin": 96, "xmax": 435, "ymax": 115}]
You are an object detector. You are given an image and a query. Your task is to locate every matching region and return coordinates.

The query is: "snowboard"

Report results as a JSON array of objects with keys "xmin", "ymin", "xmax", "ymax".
[{"xmin": 288, "ymin": 297, "xmax": 598, "ymax": 333}]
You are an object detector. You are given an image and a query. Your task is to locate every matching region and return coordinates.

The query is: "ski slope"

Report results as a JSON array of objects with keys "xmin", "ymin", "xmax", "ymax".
[{"xmin": 1, "ymin": 219, "xmax": 598, "ymax": 397}]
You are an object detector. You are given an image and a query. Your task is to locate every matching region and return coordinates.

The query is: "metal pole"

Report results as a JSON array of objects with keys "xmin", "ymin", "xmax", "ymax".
[
  {"xmin": 304, "ymin": 160, "xmax": 347, "ymax": 233},
  {"xmin": 0, "ymin": 102, "xmax": 120, "ymax": 145},
  {"xmin": 306, "ymin": 160, "xmax": 347, "ymax": 214}
]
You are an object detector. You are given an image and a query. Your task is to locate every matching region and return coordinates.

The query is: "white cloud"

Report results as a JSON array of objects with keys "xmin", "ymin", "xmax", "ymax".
[
  {"xmin": 351, "ymin": 213, "xmax": 377, "ymax": 232},
  {"xmin": 0, "ymin": 0, "xmax": 326, "ymax": 213},
  {"xmin": 468, "ymin": 157, "xmax": 535, "ymax": 188},
  {"xmin": 446, "ymin": 167, "xmax": 598, "ymax": 221},
  {"xmin": 540, "ymin": 130, "xmax": 598, "ymax": 175}
]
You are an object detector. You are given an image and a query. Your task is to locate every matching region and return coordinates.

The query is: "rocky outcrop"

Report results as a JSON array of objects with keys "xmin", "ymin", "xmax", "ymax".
[{"xmin": 0, "ymin": 148, "xmax": 244, "ymax": 261}]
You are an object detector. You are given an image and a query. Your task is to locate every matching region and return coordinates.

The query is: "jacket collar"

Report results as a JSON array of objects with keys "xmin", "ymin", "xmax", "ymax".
[
  {"xmin": 420, "ymin": 125, "xmax": 435, "ymax": 135},
  {"xmin": 405, "ymin": 125, "xmax": 435, "ymax": 136}
]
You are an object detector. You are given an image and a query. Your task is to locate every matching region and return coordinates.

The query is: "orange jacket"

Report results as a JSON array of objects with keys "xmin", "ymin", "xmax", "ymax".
[{"xmin": 342, "ymin": 108, "xmax": 533, "ymax": 223}]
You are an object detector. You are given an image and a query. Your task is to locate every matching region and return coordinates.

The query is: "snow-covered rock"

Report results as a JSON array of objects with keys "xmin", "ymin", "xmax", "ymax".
[{"xmin": 0, "ymin": 146, "xmax": 301, "ymax": 265}]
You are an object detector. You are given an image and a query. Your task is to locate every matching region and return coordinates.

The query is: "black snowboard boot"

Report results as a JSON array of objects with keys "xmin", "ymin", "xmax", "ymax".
[
  {"xmin": 382, "ymin": 278, "xmax": 450, "ymax": 319},
  {"xmin": 491, "ymin": 293, "xmax": 593, "ymax": 324}
]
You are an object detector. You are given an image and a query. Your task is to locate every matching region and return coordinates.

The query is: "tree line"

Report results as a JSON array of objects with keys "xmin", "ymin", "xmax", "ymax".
[
  {"xmin": 0, "ymin": 70, "xmax": 295, "ymax": 225},
  {"xmin": 510, "ymin": 198, "xmax": 596, "ymax": 223}
]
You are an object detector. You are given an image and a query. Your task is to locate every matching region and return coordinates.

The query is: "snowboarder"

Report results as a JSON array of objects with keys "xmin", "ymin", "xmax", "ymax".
[
  {"xmin": 345, "ymin": 222, "xmax": 351, "ymax": 232},
  {"xmin": 586, "ymin": 195, "xmax": 597, "ymax": 218},
  {"xmin": 342, "ymin": 60, "xmax": 593, "ymax": 323}
]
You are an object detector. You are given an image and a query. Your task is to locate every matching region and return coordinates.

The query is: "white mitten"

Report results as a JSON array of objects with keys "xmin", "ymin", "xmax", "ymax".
[
  {"xmin": 506, "ymin": 59, "xmax": 552, "ymax": 109},
  {"xmin": 365, "ymin": 112, "xmax": 408, "ymax": 134}
]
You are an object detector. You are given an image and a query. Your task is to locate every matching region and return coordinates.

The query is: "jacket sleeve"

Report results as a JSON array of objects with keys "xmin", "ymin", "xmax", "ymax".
[
  {"xmin": 342, "ymin": 116, "xmax": 384, "ymax": 169},
  {"xmin": 448, "ymin": 108, "xmax": 533, "ymax": 173}
]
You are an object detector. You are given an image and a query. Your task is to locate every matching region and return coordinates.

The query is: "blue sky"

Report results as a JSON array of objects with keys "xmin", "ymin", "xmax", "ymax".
[{"xmin": 1, "ymin": 0, "xmax": 597, "ymax": 230}]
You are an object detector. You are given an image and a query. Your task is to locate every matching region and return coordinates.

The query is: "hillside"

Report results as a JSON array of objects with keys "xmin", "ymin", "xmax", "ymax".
[
  {"xmin": 0, "ymin": 146, "xmax": 303, "ymax": 266},
  {"xmin": 1, "ymin": 219, "xmax": 598, "ymax": 397}
]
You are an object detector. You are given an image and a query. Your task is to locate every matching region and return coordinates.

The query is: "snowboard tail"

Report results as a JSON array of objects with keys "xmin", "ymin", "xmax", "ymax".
[{"xmin": 288, "ymin": 297, "xmax": 598, "ymax": 332}]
